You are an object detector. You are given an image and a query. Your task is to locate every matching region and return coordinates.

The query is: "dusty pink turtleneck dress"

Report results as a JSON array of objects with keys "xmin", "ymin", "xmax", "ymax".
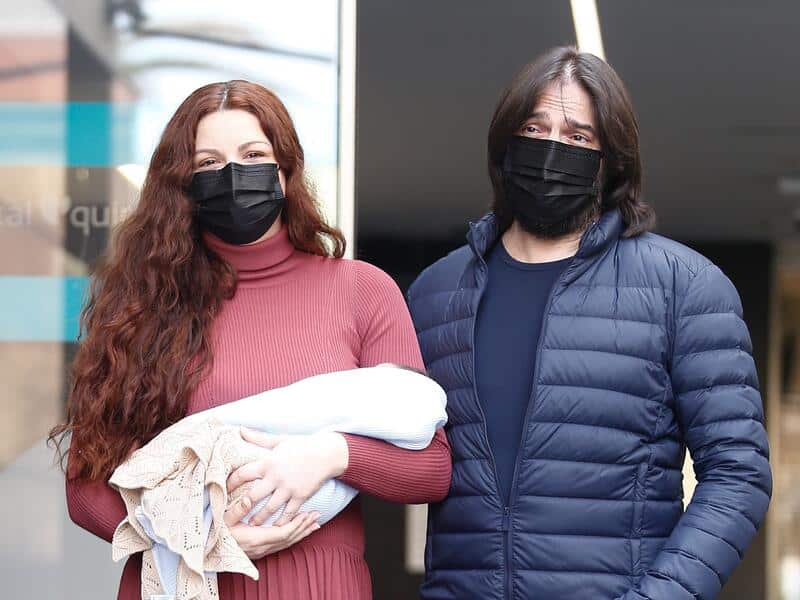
[{"xmin": 65, "ymin": 224, "xmax": 451, "ymax": 599}]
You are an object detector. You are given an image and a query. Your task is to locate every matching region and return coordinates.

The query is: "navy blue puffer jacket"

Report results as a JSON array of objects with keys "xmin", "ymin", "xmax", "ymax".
[{"xmin": 407, "ymin": 208, "xmax": 771, "ymax": 600}]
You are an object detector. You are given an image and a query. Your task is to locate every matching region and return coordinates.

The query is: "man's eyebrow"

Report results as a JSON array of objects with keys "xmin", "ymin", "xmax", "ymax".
[
  {"xmin": 564, "ymin": 115, "xmax": 596, "ymax": 135},
  {"xmin": 524, "ymin": 111, "xmax": 551, "ymax": 123}
]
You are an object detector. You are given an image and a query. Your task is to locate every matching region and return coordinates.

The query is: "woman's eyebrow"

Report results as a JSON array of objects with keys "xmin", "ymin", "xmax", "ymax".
[
  {"xmin": 237, "ymin": 140, "xmax": 271, "ymax": 151},
  {"xmin": 194, "ymin": 141, "xmax": 270, "ymax": 155}
]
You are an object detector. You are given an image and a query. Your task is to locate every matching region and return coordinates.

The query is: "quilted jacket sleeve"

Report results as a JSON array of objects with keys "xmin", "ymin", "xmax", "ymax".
[{"xmin": 618, "ymin": 263, "xmax": 772, "ymax": 600}]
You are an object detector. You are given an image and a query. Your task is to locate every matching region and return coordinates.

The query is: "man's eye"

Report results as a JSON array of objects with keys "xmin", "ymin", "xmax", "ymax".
[{"xmin": 525, "ymin": 125, "xmax": 539, "ymax": 133}]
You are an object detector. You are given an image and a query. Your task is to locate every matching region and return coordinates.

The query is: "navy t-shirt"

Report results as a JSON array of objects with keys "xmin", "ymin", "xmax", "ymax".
[{"xmin": 475, "ymin": 240, "xmax": 572, "ymax": 504}]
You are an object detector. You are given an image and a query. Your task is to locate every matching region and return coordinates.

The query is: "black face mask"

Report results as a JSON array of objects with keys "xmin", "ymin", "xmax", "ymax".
[
  {"xmin": 502, "ymin": 136, "xmax": 603, "ymax": 235},
  {"xmin": 188, "ymin": 162, "xmax": 286, "ymax": 245}
]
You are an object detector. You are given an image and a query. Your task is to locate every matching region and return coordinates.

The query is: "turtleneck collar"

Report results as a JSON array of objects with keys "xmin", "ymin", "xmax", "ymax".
[{"xmin": 202, "ymin": 223, "xmax": 298, "ymax": 283}]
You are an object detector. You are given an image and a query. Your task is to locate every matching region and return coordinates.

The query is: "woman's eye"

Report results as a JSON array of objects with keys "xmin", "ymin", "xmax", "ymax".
[
  {"xmin": 199, "ymin": 158, "xmax": 217, "ymax": 168},
  {"xmin": 571, "ymin": 134, "xmax": 589, "ymax": 143},
  {"xmin": 525, "ymin": 125, "xmax": 539, "ymax": 134},
  {"xmin": 245, "ymin": 151, "xmax": 265, "ymax": 159}
]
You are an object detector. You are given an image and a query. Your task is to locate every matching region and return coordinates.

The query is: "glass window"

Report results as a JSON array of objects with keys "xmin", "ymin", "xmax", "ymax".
[{"xmin": 0, "ymin": 1, "xmax": 342, "ymax": 597}]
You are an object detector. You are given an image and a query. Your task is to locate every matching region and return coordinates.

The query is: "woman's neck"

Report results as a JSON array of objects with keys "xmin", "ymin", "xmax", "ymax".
[{"xmin": 201, "ymin": 221, "xmax": 299, "ymax": 283}]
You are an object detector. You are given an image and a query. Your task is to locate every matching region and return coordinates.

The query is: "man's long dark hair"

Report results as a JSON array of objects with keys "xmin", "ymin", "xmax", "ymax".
[{"xmin": 488, "ymin": 46, "xmax": 655, "ymax": 237}]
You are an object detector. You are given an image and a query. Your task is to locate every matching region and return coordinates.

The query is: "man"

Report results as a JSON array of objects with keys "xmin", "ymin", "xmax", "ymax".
[{"xmin": 407, "ymin": 47, "xmax": 771, "ymax": 600}]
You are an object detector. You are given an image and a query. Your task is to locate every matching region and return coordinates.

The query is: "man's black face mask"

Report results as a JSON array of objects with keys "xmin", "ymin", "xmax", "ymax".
[
  {"xmin": 502, "ymin": 135, "xmax": 603, "ymax": 236},
  {"xmin": 189, "ymin": 162, "xmax": 286, "ymax": 245}
]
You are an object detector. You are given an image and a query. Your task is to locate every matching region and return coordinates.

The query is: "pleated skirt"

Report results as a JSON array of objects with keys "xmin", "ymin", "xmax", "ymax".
[{"xmin": 217, "ymin": 500, "xmax": 372, "ymax": 600}]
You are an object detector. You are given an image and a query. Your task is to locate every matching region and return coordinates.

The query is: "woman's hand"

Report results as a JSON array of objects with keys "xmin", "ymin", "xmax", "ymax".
[
  {"xmin": 227, "ymin": 428, "xmax": 349, "ymax": 527},
  {"xmin": 223, "ymin": 495, "xmax": 321, "ymax": 559}
]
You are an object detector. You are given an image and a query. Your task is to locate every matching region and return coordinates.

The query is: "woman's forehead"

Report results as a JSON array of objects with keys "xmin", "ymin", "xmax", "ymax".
[{"xmin": 195, "ymin": 109, "xmax": 270, "ymax": 149}]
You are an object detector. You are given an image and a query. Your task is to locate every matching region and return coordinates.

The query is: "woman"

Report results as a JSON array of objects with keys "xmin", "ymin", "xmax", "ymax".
[{"xmin": 49, "ymin": 79, "xmax": 451, "ymax": 600}]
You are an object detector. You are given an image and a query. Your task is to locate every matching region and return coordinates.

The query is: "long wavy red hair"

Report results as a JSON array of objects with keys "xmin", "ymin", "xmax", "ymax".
[{"xmin": 49, "ymin": 80, "xmax": 346, "ymax": 481}]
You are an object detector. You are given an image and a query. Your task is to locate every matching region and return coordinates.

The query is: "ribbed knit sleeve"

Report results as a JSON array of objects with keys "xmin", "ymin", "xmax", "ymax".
[
  {"xmin": 65, "ymin": 454, "xmax": 127, "ymax": 543},
  {"xmin": 338, "ymin": 261, "xmax": 452, "ymax": 503}
]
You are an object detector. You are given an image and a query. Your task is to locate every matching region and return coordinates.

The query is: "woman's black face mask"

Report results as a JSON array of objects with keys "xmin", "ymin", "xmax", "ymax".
[
  {"xmin": 502, "ymin": 135, "xmax": 603, "ymax": 235},
  {"xmin": 188, "ymin": 162, "xmax": 286, "ymax": 245}
]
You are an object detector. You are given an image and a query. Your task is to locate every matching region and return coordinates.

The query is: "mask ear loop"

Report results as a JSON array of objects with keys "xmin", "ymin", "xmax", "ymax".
[
  {"xmin": 592, "ymin": 152, "xmax": 606, "ymax": 205},
  {"xmin": 271, "ymin": 163, "xmax": 287, "ymax": 200}
]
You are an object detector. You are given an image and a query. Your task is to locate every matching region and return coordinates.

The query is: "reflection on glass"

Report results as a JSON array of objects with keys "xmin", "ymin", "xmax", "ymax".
[{"xmin": 0, "ymin": 1, "xmax": 341, "ymax": 598}]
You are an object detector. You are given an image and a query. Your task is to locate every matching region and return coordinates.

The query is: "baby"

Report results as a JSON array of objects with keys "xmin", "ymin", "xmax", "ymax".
[{"xmin": 110, "ymin": 364, "xmax": 447, "ymax": 600}]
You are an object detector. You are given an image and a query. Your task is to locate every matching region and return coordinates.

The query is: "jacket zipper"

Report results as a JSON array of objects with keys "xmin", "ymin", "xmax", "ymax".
[
  {"xmin": 503, "ymin": 219, "xmax": 598, "ymax": 600},
  {"xmin": 468, "ymin": 251, "xmax": 508, "ymax": 591},
  {"xmin": 502, "ymin": 504, "xmax": 512, "ymax": 597}
]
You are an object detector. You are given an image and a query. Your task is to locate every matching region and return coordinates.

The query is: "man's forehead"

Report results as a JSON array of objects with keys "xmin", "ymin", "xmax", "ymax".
[{"xmin": 529, "ymin": 85, "xmax": 595, "ymax": 125}]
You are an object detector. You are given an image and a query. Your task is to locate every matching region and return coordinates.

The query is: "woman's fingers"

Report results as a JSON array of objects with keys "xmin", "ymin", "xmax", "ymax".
[
  {"xmin": 242, "ymin": 477, "xmax": 278, "ymax": 507},
  {"xmin": 240, "ymin": 427, "xmax": 283, "ymax": 450},
  {"xmin": 288, "ymin": 512, "xmax": 321, "ymax": 545},
  {"xmin": 230, "ymin": 512, "xmax": 322, "ymax": 560},
  {"xmin": 227, "ymin": 461, "xmax": 265, "ymax": 493},
  {"xmin": 273, "ymin": 497, "xmax": 305, "ymax": 527},
  {"xmin": 249, "ymin": 488, "xmax": 291, "ymax": 526},
  {"xmin": 283, "ymin": 513, "xmax": 311, "ymax": 538},
  {"xmin": 276, "ymin": 513, "xmax": 316, "ymax": 547},
  {"xmin": 252, "ymin": 514, "xmax": 310, "ymax": 552},
  {"xmin": 223, "ymin": 495, "xmax": 252, "ymax": 528}
]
